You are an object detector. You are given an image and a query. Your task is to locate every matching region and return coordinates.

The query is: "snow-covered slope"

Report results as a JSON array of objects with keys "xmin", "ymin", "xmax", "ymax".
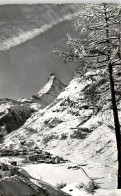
[{"xmin": 1, "ymin": 74, "xmax": 119, "ymax": 189}]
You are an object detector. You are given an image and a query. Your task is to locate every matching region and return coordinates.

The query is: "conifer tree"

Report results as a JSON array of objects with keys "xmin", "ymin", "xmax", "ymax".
[{"xmin": 54, "ymin": 3, "xmax": 121, "ymax": 188}]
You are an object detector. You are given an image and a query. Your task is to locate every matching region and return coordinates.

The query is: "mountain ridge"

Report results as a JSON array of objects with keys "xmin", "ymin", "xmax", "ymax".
[{"xmin": 0, "ymin": 73, "xmax": 66, "ymax": 136}]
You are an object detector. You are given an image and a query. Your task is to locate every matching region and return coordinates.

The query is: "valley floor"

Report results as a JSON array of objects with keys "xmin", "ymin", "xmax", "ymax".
[{"xmin": 0, "ymin": 154, "xmax": 119, "ymax": 196}]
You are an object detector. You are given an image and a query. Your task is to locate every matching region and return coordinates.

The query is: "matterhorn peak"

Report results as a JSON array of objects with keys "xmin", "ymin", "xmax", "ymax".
[
  {"xmin": 37, "ymin": 72, "xmax": 66, "ymax": 97},
  {"xmin": 31, "ymin": 73, "xmax": 66, "ymax": 108}
]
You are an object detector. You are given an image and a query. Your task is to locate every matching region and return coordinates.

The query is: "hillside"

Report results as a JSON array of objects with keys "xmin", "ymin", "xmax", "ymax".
[{"xmin": 1, "ymin": 73, "xmax": 120, "ymax": 192}]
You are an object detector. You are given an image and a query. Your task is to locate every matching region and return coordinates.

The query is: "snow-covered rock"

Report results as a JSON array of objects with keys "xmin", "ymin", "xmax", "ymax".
[
  {"xmin": 19, "ymin": 73, "xmax": 66, "ymax": 109},
  {"xmin": 31, "ymin": 73, "xmax": 66, "ymax": 108}
]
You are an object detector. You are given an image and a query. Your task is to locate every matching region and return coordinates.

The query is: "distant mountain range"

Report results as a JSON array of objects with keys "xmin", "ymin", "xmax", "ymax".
[{"xmin": 0, "ymin": 73, "xmax": 66, "ymax": 136}]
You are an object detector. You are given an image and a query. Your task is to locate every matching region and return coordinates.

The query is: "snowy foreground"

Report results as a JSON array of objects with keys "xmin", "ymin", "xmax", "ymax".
[
  {"xmin": 63, "ymin": 186, "xmax": 121, "ymax": 196},
  {"xmin": 0, "ymin": 156, "xmax": 120, "ymax": 196},
  {"xmin": 23, "ymin": 163, "xmax": 121, "ymax": 196}
]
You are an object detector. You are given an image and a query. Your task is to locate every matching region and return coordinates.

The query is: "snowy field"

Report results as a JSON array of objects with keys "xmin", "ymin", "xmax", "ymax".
[{"xmin": 22, "ymin": 162, "xmax": 119, "ymax": 196}]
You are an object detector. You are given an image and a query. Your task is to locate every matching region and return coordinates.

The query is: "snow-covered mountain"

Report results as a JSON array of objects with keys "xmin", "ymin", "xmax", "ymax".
[
  {"xmin": 1, "ymin": 73, "xmax": 120, "ymax": 191},
  {"xmin": 21, "ymin": 73, "xmax": 66, "ymax": 109},
  {"xmin": 0, "ymin": 73, "xmax": 66, "ymax": 136}
]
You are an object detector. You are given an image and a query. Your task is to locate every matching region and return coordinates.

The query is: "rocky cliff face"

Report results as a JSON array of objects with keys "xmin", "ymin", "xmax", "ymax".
[{"xmin": 0, "ymin": 99, "xmax": 34, "ymax": 136}]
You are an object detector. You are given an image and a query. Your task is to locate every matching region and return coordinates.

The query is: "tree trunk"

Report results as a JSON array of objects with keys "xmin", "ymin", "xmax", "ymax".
[
  {"xmin": 109, "ymin": 62, "xmax": 121, "ymax": 189},
  {"xmin": 103, "ymin": 3, "xmax": 121, "ymax": 188}
]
